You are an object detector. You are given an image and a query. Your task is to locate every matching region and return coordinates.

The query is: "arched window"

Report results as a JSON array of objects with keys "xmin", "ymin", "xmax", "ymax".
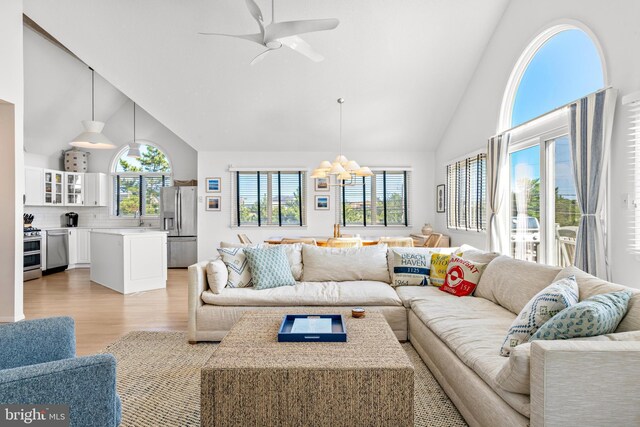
[
  {"xmin": 499, "ymin": 24, "xmax": 606, "ymax": 266},
  {"xmin": 500, "ymin": 25, "xmax": 606, "ymax": 130},
  {"xmin": 111, "ymin": 143, "xmax": 172, "ymax": 217}
]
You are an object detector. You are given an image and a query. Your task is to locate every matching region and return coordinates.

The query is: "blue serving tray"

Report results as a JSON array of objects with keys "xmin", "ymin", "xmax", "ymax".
[{"xmin": 278, "ymin": 314, "xmax": 347, "ymax": 342}]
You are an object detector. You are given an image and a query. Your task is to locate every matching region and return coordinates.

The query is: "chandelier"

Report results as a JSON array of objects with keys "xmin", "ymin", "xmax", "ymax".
[{"xmin": 311, "ymin": 98, "xmax": 373, "ymax": 186}]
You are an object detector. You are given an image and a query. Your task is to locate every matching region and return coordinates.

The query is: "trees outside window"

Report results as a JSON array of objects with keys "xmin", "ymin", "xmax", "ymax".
[{"xmin": 112, "ymin": 144, "xmax": 172, "ymax": 217}]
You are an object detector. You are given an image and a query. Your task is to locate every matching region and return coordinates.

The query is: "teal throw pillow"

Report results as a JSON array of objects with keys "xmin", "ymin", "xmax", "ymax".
[
  {"xmin": 243, "ymin": 246, "xmax": 296, "ymax": 290},
  {"xmin": 531, "ymin": 291, "xmax": 632, "ymax": 341}
]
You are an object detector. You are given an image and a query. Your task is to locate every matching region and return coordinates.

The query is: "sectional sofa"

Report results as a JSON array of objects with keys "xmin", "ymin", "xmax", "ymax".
[{"xmin": 188, "ymin": 243, "xmax": 640, "ymax": 427}]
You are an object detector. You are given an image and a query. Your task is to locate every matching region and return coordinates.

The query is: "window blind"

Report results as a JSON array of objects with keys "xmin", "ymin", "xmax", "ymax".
[
  {"xmin": 232, "ymin": 171, "xmax": 306, "ymax": 227},
  {"xmin": 627, "ymin": 96, "xmax": 640, "ymax": 253},
  {"xmin": 446, "ymin": 153, "xmax": 487, "ymax": 231},
  {"xmin": 338, "ymin": 171, "xmax": 410, "ymax": 227}
]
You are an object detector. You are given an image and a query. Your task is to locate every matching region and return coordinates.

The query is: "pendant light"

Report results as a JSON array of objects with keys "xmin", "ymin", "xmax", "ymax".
[
  {"xmin": 127, "ymin": 102, "xmax": 141, "ymax": 158},
  {"xmin": 70, "ymin": 68, "xmax": 116, "ymax": 149},
  {"xmin": 311, "ymin": 98, "xmax": 373, "ymax": 185}
]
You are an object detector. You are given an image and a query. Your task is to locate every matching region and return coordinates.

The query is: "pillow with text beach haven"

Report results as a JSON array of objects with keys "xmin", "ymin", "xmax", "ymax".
[
  {"xmin": 390, "ymin": 249, "xmax": 432, "ymax": 286},
  {"xmin": 429, "ymin": 253, "xmax": 451, "ymax": 287},
  {"xmin": 439, "ymin": 255, "xmax": 487, "ymax": 297}
]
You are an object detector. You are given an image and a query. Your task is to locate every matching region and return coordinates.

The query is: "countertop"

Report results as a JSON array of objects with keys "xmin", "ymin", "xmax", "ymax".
[
  {"xmin": 40, "ymin": 226, "xmax": 160, "ymax": 231},
  {"xmin": 90, "ymin": 229, "xmax": 168, "ymax": 236}
]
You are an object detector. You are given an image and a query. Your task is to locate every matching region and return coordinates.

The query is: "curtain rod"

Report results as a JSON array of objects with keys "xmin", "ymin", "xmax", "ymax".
[{"xmin": 497, "ymin": 86, "xmax": 614, "ymax": 136}]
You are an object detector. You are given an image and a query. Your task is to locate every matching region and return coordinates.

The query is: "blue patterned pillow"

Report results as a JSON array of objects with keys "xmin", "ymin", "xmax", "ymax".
[
  {"xmin": 243, "ymin": 246, "xmax": 296, "ymax": 290},
  {"xmin": 500, "ymin": 276, "xmax": 579, "ymax": 357},
  {"xmin": 531, "ymin": 291, "xmax": 632, "ymax": 341},
  {"xmin": 217, "ymin": 247, "xmax": 253, "ymax": 288}
]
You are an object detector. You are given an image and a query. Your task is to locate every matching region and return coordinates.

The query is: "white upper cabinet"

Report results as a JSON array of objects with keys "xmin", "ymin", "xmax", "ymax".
[
  {"xmin": 43, "ymin": 169, "xmax": 64, "ymax": 206},
  {"xmin": 24, "ymin": 166, "xmax": 44, "ymax": 206},
  {"xmin": 64, "ymin": 172, "xmax": 84, "ymax": 206},
  {"xmin": 85, "ymin": 173, "xmax": 109, "ymax": 207}
]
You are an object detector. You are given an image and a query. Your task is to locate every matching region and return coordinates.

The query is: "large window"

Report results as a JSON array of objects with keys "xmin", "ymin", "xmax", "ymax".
[
  {"xmin": 501, "ymin": 25, "xmax": 604, "ymax": 266},
  {"xmin": 339, "ymin": 171, "xmax": 410, "ymax": 227},
  {"xmin": 232, "ymin": 171, "xmax": 306, "ymax": 226},
  {"xmin": 112, "ymin": 144, "xmax": 172, "ymax": 217},
  {"xmin": 446, "ymin": 154, "xmax": 487, "ymax": 231}
]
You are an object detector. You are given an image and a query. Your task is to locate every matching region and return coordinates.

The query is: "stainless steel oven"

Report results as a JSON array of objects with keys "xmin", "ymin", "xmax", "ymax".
[{"xmin": 24, "ymin": 235, "xmax": 42, "ymax": 281}]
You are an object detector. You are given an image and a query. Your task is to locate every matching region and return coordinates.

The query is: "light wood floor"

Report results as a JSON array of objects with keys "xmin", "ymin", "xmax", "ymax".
[{"xmin": 24, "ymin": 268, "xmax": 188, "ymax": 356}]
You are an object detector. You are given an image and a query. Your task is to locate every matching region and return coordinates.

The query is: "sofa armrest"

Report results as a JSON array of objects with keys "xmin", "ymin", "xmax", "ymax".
[
  {"xmin": 188, "ymin": 260, "xmax": 212, "ymax": 343},
  {"xmin": 0, "ymin": 317, "xmax": 75, "ymax": 370},
  {"xmin": 0, "ymin": 354, "xmax": 120, "ymax": 427},
  {"xmin": 530, "ymin": 340, "xmax": 640, "ymax": 427}
]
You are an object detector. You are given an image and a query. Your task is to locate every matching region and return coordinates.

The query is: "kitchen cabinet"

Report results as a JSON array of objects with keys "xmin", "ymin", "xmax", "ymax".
[
  {"xmin": 75, "ymin": 229, "xmax": 91, "ymax": 264},
  {"xmin": 85, "ymin": 173, "xmax": 109, "ymax": 207},
  {"xmin": 64, "ymin": 172, "xmax": 84, "ymax": 206},
  {"xmin": 67, "ymin": 228, "xmax": 77, "ymax": 265},
  {"xmin": 43, "ymin": 169, "xmax": 64, "ymax": 205},
  {"xmin": 68, "ymin": 228, "xmax": 91, "ymax": 266},
  {"xmin": 24, "ymin": 167, "xmax": 44, "ymax": 206}
]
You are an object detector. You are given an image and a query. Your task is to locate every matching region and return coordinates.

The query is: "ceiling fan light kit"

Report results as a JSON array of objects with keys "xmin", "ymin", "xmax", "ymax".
[
  {"xmin": 200, "ymin": 0, "xmax": 339, "ymax": 65},
  {"xmin": 70, "ymin": 68, "xmax": 116, "ymax": 150},
  {"xmin": 312, "ymin": 98, "xmax": 373, "ymax": 187}
]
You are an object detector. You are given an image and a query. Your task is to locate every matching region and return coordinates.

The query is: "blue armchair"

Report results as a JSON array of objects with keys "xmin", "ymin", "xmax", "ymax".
[{"xmin": 0, "ymin": 317, "xmax": 121, "ymax": 426}]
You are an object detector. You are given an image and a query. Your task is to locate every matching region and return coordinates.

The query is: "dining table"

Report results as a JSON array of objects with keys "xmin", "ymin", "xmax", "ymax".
[{"xmin": 264, "ymin": 236, "xmax": 382, "ymax": 247}]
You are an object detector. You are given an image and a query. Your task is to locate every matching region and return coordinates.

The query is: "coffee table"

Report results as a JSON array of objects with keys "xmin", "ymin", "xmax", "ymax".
[{"xmin": 201, "ymin": 309, "xmax": 414, "ymax": 426}]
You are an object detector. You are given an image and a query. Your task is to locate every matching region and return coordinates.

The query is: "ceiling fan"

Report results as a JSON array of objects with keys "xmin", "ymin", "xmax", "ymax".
[{"xmin": 200, "ymin": 0, "xmax": 339, "ymax": 65}]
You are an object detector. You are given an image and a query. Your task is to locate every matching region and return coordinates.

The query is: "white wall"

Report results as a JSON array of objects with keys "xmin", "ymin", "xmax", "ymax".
[
  {"xmin": 0, "ymin": 0, "xmax": 24, "ymax": 322},
  {"xmin": 197, "ymin": 150, "xmax": 435, "ymax": 261},
  {"xmin": 433, "ymin": 0, "xmax": 640, "ymax": 286}
]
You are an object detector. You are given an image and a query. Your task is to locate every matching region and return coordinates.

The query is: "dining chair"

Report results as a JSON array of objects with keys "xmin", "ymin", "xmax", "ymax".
[
  {"xmin": 237, "ymin": 234, "xmax": 252, "ymax": 244},
  {"xmin": 378, "ymin": 237, "xmax": 414, "ymax": 247},
  {"xmin": 281, "ymin": 238, "xmax": 318, "ymax": 246},
  {"xmin": 326, "ymin": 237, "xmax": 363, "ymax": 248},
  {"xmin": 423, "ymin": 233, "xmax": 443, "ymax": 248}
]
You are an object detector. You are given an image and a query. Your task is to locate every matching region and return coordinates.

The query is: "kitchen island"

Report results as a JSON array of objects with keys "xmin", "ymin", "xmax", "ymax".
[{"xmin": 90, "ymin": 229, "xmax": 168, "ymax": 294}]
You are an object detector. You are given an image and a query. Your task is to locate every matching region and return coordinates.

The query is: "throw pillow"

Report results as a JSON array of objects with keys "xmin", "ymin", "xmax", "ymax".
[
  {"xmin": 217, "ymin": 247, "xmax": 253, "ymax": 288},
  {"xmin": 499, "ymin": 276, "xmax": 579, "ymax": 357},
  {"xmin": 439, "ymin": 255, "xmax": 487, "ymax": 297},
  {"xmin": 243, "ymin": 246, "xmax": 296, "ymax": 290},
  {"xmin": 389, "ymin": 248, "xmax": 433, "ymax": 287},
  {"xmin": 429, "ymin": 253, "xmax": 451, "ymax": 287},
  {"xmin": 206, "ymin": 258, "xmax": 229, "ymax": 294},
  {"xmin": 280, "ymin": 243, "xmax": 303, "ymax": 281},
  {"xmin": 531, "ymin": 291, "xmax": 633, "ymax": 341}
]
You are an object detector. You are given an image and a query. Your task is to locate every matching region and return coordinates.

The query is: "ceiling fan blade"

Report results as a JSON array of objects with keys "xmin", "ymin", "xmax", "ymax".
[
  {"xmin": 250, "ymin": 49, "xmax": 273, "ymax": 66},
  {"xmin": 279, "ymin": 36, "xmax": 324, "ymax": 62},
  {"xmin": 198, "ymin": 32, "xmax": 264, "ymax": 45},
  {"xmin": 245, "ymin": 0, "xmax": 265, "ymax": 39},
  {"xmin": 265, "ymin": 18, "xmax": 339, "ymax": 42}
]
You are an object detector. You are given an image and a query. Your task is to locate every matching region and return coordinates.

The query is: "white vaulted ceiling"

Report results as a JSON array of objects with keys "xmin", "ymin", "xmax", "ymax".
[{"xmin": 24, "ymin": 0, "xmax": 509, "ymax": 152}]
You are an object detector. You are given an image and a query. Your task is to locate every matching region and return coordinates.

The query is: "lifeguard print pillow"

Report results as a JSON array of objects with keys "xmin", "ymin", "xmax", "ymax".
[{"xmin": 439, "ymin": 255, "xmax": 487, "ymax": 297}]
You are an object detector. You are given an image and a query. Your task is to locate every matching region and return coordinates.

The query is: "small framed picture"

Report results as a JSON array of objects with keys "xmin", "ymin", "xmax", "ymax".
[
  {"xmin": 315, "ymin": 195, "xmax": 330, "ymax": 210},
  {"xmin": 206, "ymin": 177, "xmax": 221, "ymax": 193},
  {"xmin": 315, "ymin": 177, "xmax": 329, "ymax": 192},
  {"xmin": 206, "ymin": 196, "xmax": 221, "ymax": 211},
  {"xmin": 436, "ymin": 184, "xmax": 446, "ymax": 213}
]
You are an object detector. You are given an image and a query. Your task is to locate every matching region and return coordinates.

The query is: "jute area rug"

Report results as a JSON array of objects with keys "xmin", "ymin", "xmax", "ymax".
[{"xmin": 103, "ymin": 331, "xmax": 467, "ymax": 427}]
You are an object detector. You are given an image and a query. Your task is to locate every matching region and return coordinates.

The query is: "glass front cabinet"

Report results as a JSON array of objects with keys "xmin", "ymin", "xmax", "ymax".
[
  {"xmin": 43, "ymin": 169, "xmax": 64, "ymax": 205},
  {"xmin": 65, "ymin": 172, "xmax": 84, "ymax": 206}
]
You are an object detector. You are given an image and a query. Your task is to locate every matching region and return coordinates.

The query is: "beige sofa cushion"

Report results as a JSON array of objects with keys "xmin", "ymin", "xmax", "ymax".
[
  {"xmin": 281, "ymin": 243, "xmax": 303, "ymax": 281},
  {"xmin": 395, "ymin": 285, "xmax": 437, "ymax": 308},
  {"xmin": 554, "ymin": 266, "xmax": 640, "ymax": 332},
  {"xmin": 496, "ymin": 330, "xmax": 640, "ymax": 395},
  {"xmin": 410, "ymin": 293, "xmax": 530, "ymax": 416},
  {"xmin": 475, "ymin": 256, "xmax": 561, "ymax": 314},
  {"xmin": 206, "ymin": 259, "xmax": 228, "ymax": 294},
  {"xmin": 302, "ymin": 244, "xmax": 390, "ymax": 283},
  {"xmin": 201, "ymin": 280, "xmax": 402, "ymax": 307}
]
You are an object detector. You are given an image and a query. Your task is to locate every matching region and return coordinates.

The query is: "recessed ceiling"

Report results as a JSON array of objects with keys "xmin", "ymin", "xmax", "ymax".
[{"xmin": 24, "ymin": 0, "xmax": 509, "ymax": 152}]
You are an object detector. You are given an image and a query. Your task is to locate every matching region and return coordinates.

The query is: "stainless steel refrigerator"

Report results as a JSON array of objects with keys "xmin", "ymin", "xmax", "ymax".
[{"xmin": 160, "ymin": 186, "xmax": 198, "ymax": 268}]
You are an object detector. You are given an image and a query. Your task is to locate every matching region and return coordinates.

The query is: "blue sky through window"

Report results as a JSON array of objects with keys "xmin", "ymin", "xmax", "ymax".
[{"xmin": 511, "ymin": 29, "xmax": 604, "ymax": 127}]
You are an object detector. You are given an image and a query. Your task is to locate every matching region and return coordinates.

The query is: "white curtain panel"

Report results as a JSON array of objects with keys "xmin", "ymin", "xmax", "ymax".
[
  {"xmin": 569, "ymin": 88, "xmax": 618, "ymax": 279},
  {"xmin": 486, "ymin": 133, "xmax": 510, "ymax": 254}
]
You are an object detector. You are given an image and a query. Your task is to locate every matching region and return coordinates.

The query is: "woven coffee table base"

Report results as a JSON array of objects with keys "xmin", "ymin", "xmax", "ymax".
[{"xmin": 201, "ymin": 309, "xmax": 414, "ymax": 427}]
